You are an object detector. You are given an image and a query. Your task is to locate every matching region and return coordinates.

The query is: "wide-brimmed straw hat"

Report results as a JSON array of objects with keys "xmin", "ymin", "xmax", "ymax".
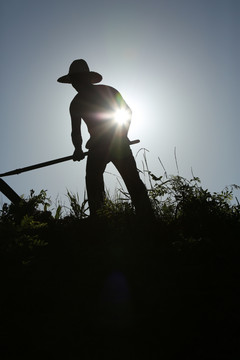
[{"xmin": 57, "ymin": 59, "xmax": 102, "ymax": 84}]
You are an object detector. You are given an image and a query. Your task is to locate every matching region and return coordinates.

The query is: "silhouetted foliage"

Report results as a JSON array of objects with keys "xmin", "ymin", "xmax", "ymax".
[{"xmin": 1, "ymin": 174, "xmax": 240, "ymax": 358}]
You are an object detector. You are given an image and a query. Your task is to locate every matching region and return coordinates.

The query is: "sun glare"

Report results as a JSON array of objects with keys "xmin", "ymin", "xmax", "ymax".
[{"xmin": 114, "ymin": 108, "xmax": 130, "ymax": 125}]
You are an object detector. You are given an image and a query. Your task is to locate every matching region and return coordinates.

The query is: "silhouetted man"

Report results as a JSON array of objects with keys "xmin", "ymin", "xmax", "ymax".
[{"xmin": 58, "ymin": 59, "xmax": 153, "ymax": 218}]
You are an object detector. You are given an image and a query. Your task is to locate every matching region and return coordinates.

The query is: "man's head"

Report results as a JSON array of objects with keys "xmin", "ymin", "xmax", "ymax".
[{"xmin": 57, "ymin": 59, "xmax": 102, "ymax": 87}]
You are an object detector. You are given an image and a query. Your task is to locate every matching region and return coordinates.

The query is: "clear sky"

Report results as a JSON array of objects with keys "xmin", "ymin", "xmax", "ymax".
[{"xmin": 1, "ymin": 0, "xmax": 239, "ymax": 209}]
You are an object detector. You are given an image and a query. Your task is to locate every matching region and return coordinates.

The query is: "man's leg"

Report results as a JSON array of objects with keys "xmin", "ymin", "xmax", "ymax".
[
  {"xmin": 112, "ymin": 148, "xmax": 154, "ymax": 219},
  {"xmin": 86, "ymin": 149, "xmax": 108, "ymax": 216}
]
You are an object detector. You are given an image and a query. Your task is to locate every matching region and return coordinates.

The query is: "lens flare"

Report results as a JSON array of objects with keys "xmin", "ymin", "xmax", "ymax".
[{"xmin": 114, "ymin": 108, "xmax": 130, "ymax": 125}]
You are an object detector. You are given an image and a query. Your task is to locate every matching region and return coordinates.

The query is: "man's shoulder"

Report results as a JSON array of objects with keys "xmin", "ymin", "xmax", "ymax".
[{"xmin": 95, "ymin": 84, "xmax": 119, "ymax": 95}]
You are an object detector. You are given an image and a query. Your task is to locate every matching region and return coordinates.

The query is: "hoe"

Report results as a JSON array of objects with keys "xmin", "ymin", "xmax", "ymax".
[{"xmin": 0, "ymin": 140, "xmax": 140, "ymax": 204}]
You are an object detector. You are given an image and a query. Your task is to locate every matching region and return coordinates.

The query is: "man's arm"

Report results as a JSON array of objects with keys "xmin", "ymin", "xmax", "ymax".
[{"xmin": 70, "ymin": 100, "xmax": 85, "ymax": 161}]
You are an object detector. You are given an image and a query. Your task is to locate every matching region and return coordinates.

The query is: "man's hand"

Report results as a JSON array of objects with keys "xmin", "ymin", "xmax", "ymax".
[{"xmin": 73, "ymin": 148, "xmax": 85, "ymax": 161}]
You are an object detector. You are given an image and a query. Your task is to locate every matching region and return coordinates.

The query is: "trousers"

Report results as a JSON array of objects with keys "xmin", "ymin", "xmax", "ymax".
[{"xmin": 85, "ymin": 142, "xmax": 153, "ymax": 217}]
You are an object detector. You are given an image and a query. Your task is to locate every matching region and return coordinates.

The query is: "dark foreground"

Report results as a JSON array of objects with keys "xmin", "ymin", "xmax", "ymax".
[{"xmin": 1, "ymin": 215, "xmax": 240, "ymax": 359}]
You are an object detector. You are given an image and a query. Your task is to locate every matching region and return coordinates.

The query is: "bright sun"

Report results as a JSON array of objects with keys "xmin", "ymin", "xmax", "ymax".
[{"xmin": 114, "ymin": 108, "xmax": 130, "ymax": 125}]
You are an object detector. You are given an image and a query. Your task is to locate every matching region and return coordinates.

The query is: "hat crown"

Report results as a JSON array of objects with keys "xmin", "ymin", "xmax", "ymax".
[{"xmin": 69, "ymin": 59, "xmax": 90, "ymax": 75}]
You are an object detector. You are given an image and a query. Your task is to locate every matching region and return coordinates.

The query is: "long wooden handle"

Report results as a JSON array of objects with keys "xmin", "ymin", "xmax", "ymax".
[
  {"xmin": 0, "ymin": 139, "xmax": 140, "ymax": 177},
  {"xmin": 0, "ymin": 178, "xmax": 22, "ymax": 204}
]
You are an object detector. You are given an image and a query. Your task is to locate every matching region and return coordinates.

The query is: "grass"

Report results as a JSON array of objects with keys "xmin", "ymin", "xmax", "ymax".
[{"xmin": 0, "ymin": 164, "xmax": 240, "ymax": 359}]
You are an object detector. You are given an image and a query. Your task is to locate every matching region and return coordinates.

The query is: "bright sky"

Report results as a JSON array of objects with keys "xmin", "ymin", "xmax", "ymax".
[{"xmin": 1, "ymin": 0, "xmax": 239, "ymax": 209}]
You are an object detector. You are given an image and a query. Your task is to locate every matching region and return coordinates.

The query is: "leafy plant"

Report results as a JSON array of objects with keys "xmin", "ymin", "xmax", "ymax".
[
  {"xmin": 66, "ymin": 190, "xmax": 89, "ymax": 219},
  {"xmin": 96, "ymin": 196, "xmax": 134, "ymax": 219},
  {"xmin": 0, "ymin": 190, "xmax": 51, "ymax": 264}
]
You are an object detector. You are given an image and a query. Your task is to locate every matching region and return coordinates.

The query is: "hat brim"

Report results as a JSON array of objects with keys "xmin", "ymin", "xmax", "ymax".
[{"xmin": 57, "ymin": 71, "xmax": 102, "ymax": 84}]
